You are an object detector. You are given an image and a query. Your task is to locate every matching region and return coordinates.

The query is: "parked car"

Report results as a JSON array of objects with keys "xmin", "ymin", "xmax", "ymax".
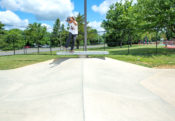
[
  {"xmin": 41, "ymin": 44, "xmax": 50, "ymax": 48},
  {"xmin": 24, "ymin": 46, "xmax": 30, "ymax": 48}
]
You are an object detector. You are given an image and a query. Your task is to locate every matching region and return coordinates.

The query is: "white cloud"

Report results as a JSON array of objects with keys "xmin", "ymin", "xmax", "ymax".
[
  {"xmin": 92, "ymin": 0, "xmax": 137, "ymax": 15},
  {"xmin": 0, "ymin": 0, "xmax": 76, "ymax": 21},
  {"xmin": 0, "ymin": 10, "xmax": 29, "ymax": 30},
  {"xmin": 92, "ymin": 0, "xmax": 119, "ymax": 15},
  {"xmin": 73, "ymin": 11, "xmax": 79, "ymax": 17},
  {"xmin": 88, "ymin": 21, "xmax": 105, "ymax": 32},
  {"xmin": 41, "ymin": 23, "xmax": 53, "ymax": 32}
]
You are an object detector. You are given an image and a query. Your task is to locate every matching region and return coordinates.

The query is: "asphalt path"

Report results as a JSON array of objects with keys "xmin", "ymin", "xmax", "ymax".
[{"xmin": 0, "ymin": 45, "xmax": 105, "ymax": 56}]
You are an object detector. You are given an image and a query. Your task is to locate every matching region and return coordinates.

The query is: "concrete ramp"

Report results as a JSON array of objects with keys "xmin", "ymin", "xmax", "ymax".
[{"xmin": 0, "ymin": 57, "xmax": 175, "ymax": 121}]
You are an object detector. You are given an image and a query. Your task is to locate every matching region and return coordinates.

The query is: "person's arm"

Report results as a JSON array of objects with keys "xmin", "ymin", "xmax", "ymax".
[{"xmin": 72, "ymin": 21, "xmax": 77, "ymax": 26}]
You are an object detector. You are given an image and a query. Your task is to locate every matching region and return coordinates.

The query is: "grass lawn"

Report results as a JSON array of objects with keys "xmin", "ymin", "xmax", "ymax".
[
  {"xmin": 0, "ymin": 54, "xmax": 57, "ymax": 70},
  {"xmin": 89, "ymin": 44, "xmax": 175, "ymax": 68},
  {"xmin": 0, "ymin": 52, "xmax": 78, "ymax": 70},
  {"xmin": 0, "ymin": 44, "xmax": 175, "ymax": 70}
]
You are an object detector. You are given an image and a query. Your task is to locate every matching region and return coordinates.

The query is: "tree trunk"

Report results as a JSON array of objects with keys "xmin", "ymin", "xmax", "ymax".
[
  {"xmin": 171, "ymin": 25, "xmax": 175, "ymax": 34},
  {"xmin": 38, "ymin": 45, "xmax": 39, "ymax": 54},
  {"xmin": 130, "ymin": 40, "xmax": 132, "ymax": 47},
  {"xmin": 120, "ymin": 40, "xmax": 123, "ymax": 48},
  {"xmin": 37, "ymin": 39, "xmax": 39, "ymax": 54},
  {"xmin": 13, "ymin": 39, "xmax": 15, "ymax": 55},
  {"xmin": 76, "ymin": 40, "xmax": 79, "ymax": 49}
]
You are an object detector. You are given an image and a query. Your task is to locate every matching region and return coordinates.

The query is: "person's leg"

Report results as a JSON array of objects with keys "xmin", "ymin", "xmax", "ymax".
[
  {"xmin": 71, "ymin": 35, "xmax": 77, "ymax": 51},
  {"xmin": 76, "ymin": 39, "xmax": 79, "ymax": 49},
  {"xmin": 65, "ymin": 32, "xmax": 72, "ymax": 48}
]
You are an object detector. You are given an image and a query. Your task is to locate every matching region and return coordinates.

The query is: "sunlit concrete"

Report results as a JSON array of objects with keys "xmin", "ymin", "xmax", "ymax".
[{"xmin": 0, "ymin": 57, "xmax": 175, "ymax": 121}]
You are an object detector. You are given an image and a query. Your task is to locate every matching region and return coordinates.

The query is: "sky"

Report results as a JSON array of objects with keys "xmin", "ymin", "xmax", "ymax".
[{"xmin": 0, "ymin": 0, "xmax": 129, "ymax": 32}]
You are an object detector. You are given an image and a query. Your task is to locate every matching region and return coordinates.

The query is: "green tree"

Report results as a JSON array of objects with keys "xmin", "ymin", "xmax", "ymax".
[
  {"xmin": 3, "ymin": 29, "xmax": 24, "ymax": 54},
  {"xmin": 0, "ymin": 21, "xmax": 4, "ymax": 34},
  {"xmin": 137, "ymin": 0, "xmax": 175, "ymax": 39},
  {"xmin": 44, "ymin": 32, "xmax": 52, "ymax": 46},
  {"xmin": 23, "ymin": 29, "xmax": 31, "ymax": 46},
  {"xmin": 76, "ymin": 13, "xmax": 99, "ymax": 48},
  {"xmin": 76, "ymin": 13, "xmax": 84, "ymax": 49},
  {"xmin": 102, "ymin": 0, "xmax": 174, "ymax": 47},
  {"xmin": 0, "ymin": 22, "xmax": 5, "ymax": 49},
  {"xmin": 27, "ymin": 23, "xmax": 47, "ymax": 53},
  {"xmin": 87, "ymin": 28, "xmax": 98, "ymax": 45},
  {"xmin": 59, "ymin": 24, "xmax": 68, "ymax": 47},
  {"xmin": 102, "ymin": 1, "xmax": 135, "ymax": 47},
  {"xmin": 51, "ymin": 18, "xmax": 61, "ymax": 47}
]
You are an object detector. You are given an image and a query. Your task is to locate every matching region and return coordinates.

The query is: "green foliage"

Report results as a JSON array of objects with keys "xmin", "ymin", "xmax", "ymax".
[
  {"xmin": 102, "ymin": 0, "xmax": 175, "ymax": 47},
  {"xmin": 60, "ymin": 24, "xmax": 69, "ymax": 47},
  {"xmin": 26, "ymin": 23, "xmax": 47, "ymax": 47},
  {"xmin": 51, "ymin": 18, "xmax": 61, "ymax": 47},
  {"xmin": 137, "ymin": 0, "xmax": 175, "ymax": 31},
  {"xmin": 88, "ymin": 28, "xmax": 98, "ymax": 45},
  {"xmin": 0, "ymin": 21, "xmax": 4, "ymax": 34},
  {"xmin": 2, "ymin": 29, "xmax": 24, "ymax": 50},
  {"xmin": 43, "ymin": 32, "xmax": 51, "ymax": 45},
  {"xmin": 0, "ymin": 21, "xmax": 50, "ymax": 50},
  {"xmin": 0, "ymin": 14, "xmax": 99, "ymax": 51},
  {"xmin": 76, "ymin": 13, "xmax": 84, "ymax": 48},
  {"xmin": 102, "ymin": 1, "xmax": 135, "ymax": 47},
  {"xmin": 136, "ymin": 0, "xmax": 175, "ymax": 40},
  {"xmin": 75, "ymin": 13, "xmax": 101, "ymax": 47},
  {"xmin": 0, "ymin": 22, "xmax": 5, "ymax": 49}
]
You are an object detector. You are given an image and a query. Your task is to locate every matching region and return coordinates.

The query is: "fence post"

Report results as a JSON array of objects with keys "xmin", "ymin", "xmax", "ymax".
[
  {"xmin": 36, "ymin": 39, "xmax": 40, "ymax": 54},
  {"xmin": 50, "ymin": 36, "xmax": 52, "ymax": 55},
  {"xmin": 26, "ymin": 48, "xmax": 27, "ymax": 55},
  {"xmin": 37, "ymin": 45, "xmax": 39, "ymax": 54},
  {"xmin": 13, "ymin": 39, "xmax": 15, "ymax": 55},
  {"xmin": 98, "ymin": 33, "xmax": 99, "ymax": 44},
  {"xmin": 50, "ymin": 44, "xmax": 52, "ymax": 55},
  {"xmin": 60, "ymin": 33, "xmax": 62, "ymax": 51},
  {"xmin": 121, "ymin": 30, "xmax": 125, "ymax": 48},
  {"xmin": 128, "ymin": 30, "xmax": 130, "ymax": 55},
  {"xmin": 128, "ymin": 41, "xmax": 130, "ymax": 54},
  {"xmin": 104, "ymin": 32, "xmax": 106, "ymax": 51},
  {"xmin": 24, "ymin": 35, "xmax": 27, "ymax": 55},
  {"xmin": 23, "ymin": 46, "xmax": 25, "ymax": 55},
  {"xmin": 156, "ymin": 28, "xmax": 158, "ymax": 55}
]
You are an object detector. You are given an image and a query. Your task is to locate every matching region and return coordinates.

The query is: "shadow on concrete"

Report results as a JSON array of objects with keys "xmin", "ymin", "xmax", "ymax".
[
  {"xmin": 49, "ymin": 57, "xmax": 106, "ymax": 68},
  {"xmin": 88, "ymin": 57, "xmax": 106, "ymax": 60},
  {"xmin": 49, "ymin": 58, "xmax": 71, "ymax": 68}
]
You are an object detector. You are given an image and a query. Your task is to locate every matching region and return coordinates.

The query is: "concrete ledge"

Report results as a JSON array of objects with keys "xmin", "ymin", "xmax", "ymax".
[{"xmin": 56, "ymin": 51, "xmax": 109, "ymax": 55}]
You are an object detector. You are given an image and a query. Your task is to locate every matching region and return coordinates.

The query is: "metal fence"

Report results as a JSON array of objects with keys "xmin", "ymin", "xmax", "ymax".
[{"xmin": 0, "ymin": 30, "xmax": 175, "ymax": 56}]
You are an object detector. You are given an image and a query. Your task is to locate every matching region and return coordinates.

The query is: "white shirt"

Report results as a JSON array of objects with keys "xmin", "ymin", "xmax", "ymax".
[{"xmin": 69, "ymin": 22, "xmax": 78, "ymax": 35}]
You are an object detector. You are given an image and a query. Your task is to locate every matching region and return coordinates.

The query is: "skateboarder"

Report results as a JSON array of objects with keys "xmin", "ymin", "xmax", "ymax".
[{"xmin": 65, "ymin": 16, "xmax": 78, "ymax": 52}]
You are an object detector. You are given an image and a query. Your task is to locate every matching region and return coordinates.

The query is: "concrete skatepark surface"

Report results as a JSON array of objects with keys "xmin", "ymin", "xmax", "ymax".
[{"xmin": 0, "ymin": 57, "xmax": 175, "ymax": 121}]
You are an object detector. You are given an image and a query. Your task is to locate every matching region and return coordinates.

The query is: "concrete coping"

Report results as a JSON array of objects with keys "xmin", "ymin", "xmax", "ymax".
[{"xmin": 56, "ymin": 51, "xmax": 109, "ymax": 55}]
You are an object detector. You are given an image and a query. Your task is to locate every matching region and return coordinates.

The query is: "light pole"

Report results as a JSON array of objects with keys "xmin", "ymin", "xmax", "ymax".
[{"xmin": 84, "ymin": 0, "xmax": 87, "ymax": 51}]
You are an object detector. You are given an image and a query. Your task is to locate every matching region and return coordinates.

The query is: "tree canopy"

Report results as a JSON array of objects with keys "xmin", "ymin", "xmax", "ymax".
[
  {"xmin": 51, "ymin": 18, "xmax": 61, "ymax": 47},
  {"xmin": 0, "ymin": 21, "xmax": 4, "ymax": 34},
  {"xmin": 102, "ymin": 0, "xmax": 175, "ymax": 47},
  {"xmin": 0, "ymin": 14, "xmax": 99, "ymax": 51}
]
